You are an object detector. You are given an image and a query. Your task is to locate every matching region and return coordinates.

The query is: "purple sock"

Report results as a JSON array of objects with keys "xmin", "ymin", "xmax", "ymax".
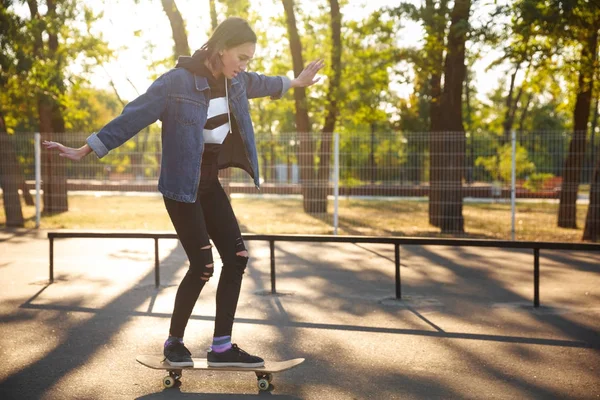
[
  {"xmin": 165, "ymin": 335, "xmax": 183, "ymax": 348},
  {"xmin": 211, "ymin": 335, "xmax": 232, "ymax": 353}
]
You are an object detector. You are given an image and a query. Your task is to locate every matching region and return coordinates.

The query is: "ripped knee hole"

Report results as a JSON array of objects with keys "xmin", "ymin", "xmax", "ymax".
[{"xmin": 201, "ymin": 262, "xmax": 214, "ymax": 280}]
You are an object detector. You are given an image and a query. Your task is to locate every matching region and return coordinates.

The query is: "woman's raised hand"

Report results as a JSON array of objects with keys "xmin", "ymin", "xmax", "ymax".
[{"xmin": 292, "ymin": 59, "xmax": 326, "ymax": 88}]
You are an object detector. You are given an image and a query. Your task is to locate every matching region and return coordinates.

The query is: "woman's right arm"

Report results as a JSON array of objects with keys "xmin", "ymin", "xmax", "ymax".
[
  {"xmin": 43, "ymin": 74, "xmax": 169, "ymax": 161},
  {"xmin": 85, "ymin": 74, "xmax": 169, "ymax": 158},
  {"xmin": 44, "ymin": 75, "xmax": 168, "ymax": 160}
]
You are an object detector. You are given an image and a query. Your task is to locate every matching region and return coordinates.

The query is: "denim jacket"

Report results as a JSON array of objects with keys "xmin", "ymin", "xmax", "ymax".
[{"xmin": 86, "ymin": 68, "xmax": 291, "ymax": 202}]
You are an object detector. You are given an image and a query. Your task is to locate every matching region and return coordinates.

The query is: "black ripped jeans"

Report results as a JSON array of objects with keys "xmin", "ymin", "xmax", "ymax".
[{"xmin": 164, "ymin": 160, "xmax": 247, "ymax": 339}]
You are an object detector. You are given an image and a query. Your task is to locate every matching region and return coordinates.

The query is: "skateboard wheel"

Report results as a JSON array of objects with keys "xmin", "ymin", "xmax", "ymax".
[
  {"xmin": 163, "ymin": 375, "xmax": 175, "ymax": 388},
  {"xmin": 257, "ymin": 378, "xmax": 270, "ymax": 391},
  {"xmin": 256, "ymin": 373, "xmax": 272, "ymax": 382}
]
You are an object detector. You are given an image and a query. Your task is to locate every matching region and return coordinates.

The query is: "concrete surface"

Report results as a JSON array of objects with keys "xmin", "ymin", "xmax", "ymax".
[{"xmin": 0, "ymin": 229, "xmax": 599, "ymax": 399}]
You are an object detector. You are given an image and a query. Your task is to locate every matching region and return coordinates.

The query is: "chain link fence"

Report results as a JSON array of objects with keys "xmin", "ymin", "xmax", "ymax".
[{"xmin": 1, "ymin": 130, "xmax": 598, "ymax": 241}]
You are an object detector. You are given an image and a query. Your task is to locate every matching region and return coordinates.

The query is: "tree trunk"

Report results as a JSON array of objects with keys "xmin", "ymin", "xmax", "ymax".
[
  {"xmin": 282, "ymin": 0, "xmax": 315, "ymax": 213},
  {"xmin": 502, "ymin": 64, "xmax": 521, "ymax": 144},
  {"xmin": 464, "ymin": 66, "xmax": 473, "ymax": 184},
  {"xmin": 426, "ymin": 0, "xmax": 449, "ymax": 132},
  {"xmin": 0, "ymin": 112, "xmax": 25, "ymax": 227},
  {"xmin": 39, "ymin": 98, "xmax": 69, "ymax": 214},
  {"xmin": 589, "ymin": 93, "xmax": 599, "ymax": 181},
  {"xmin": 558, "ymin": 25, "xmax": 598, "ymax": 228},
  {"xmin": 518, "ymin": 92, "xmax": 533, "ymax": 132},
  {"xmin": 582, "ymin": 32, "xmax": 600, "ymax": 241},
  {"xmin": 592, "ymin": 94, "xmax": 599, "ymax": 156},
  {"xmin": 20, "ymin": 181, "xmax": 34, "ymax": 206},
  {"xmin": 0, "ymin": 112, "xmax": 33, "ymax": 208},
  {"xmin": 161, "ymin": 0, "xmax": 190, "ymax": 59},
  {"xmin": 36, "ymin": 0, "xmax": 68, "ymax": 214},
  {"xmin": 431, "ymin": 0, "xmax": 470, "ymax": 234},
  {"xmin": 209, "ymin": 0, "xmax": 218, "ymax": 29},
  {"xmin": 583, "ymin": 151, "xmax": 600, "ymax": 241},
  {"xmin": 504, "ymin": 59, "xmax": 532, "ymax": 141},
  {"xmin": 313, "ymin": 0, "xmax": 342, "ymax": 214},
  {"xmin": 427, "ymin": 0, "xmax": 449, "ymax": 227}
]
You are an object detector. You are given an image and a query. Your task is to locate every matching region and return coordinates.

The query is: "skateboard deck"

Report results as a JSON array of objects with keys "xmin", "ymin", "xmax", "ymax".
[{"xmin": 136, "ymin": 355, "xmax": 305, "ymax": 391}]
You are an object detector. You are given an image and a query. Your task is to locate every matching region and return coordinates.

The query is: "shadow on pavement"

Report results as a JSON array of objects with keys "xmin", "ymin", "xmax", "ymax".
[
  {"xmin": 136, "ymin": 389, "xmax": 302, "ymax": 400},
  {"xmin": 1, "ymin": 235, "xmax": 599, "ymax": 399}
]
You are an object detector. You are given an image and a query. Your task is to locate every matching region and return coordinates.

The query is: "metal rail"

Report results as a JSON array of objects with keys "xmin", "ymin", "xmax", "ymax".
[{"xmin": 47, "ymin": 232, "xmax": 600, "ymax": 307}]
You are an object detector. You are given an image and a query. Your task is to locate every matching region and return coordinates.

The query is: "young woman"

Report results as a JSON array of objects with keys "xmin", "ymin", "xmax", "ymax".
[{"xmin": 44, "ymin": 17, "xmax": 324, "ymax": 368}]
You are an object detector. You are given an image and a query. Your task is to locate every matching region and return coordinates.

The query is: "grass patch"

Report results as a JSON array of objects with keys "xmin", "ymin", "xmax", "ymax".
[{"xmin": 0, "ymin": 194, "xmax": 591, "ymax": 242}]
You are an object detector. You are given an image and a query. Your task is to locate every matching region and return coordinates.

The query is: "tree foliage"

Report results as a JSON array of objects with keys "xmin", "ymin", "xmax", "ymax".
[{"xmin": 3, "ymin": 0, "xmax": 600, "ymax": 239}]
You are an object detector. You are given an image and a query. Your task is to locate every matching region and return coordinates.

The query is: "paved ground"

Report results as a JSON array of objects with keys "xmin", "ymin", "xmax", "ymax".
[{"xmin": 0, "ymin": 228, "xmax": 599, "ymax": 399}]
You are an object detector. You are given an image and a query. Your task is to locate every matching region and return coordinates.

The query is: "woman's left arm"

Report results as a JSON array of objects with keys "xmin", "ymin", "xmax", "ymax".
[{"xmin": 242, "ymin": 59, "xmax": 325, "ymax": 99}]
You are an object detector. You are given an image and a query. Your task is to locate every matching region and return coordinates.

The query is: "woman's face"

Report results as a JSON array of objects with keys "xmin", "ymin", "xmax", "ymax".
[{"xmin": 220, "ymin": 42, "xmax": 255, "ymax": 79}]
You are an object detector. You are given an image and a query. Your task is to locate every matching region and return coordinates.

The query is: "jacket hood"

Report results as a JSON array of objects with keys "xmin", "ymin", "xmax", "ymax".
[{"xmin": 176, "ymin": 49, "xmax": 213, "ymax": 78}]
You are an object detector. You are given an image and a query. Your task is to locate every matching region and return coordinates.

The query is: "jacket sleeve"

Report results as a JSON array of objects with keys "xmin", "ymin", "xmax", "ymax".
[
  {"xmin": 86, "ymin": 74, "xmax": 169, "ymax": 158},
  {"xmin": 240, "ymin": 72, "xmax": 291, "ymax": 100}
]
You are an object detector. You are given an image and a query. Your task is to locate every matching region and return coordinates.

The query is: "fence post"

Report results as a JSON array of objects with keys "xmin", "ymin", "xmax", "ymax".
[
  {"xmin": 511, "ymin": 130, "xmax": 516, "ymax": 241},
  {"xmin": 35, "ymin": 132, "xmax": 41, "ymax": 229},
  {"xmin": 334, "ymin": 132, "xmax": 340, "ymax": 235}
]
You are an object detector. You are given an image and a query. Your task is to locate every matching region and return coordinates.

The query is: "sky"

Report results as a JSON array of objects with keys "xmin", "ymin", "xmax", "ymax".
[{"xmin": 79, "ymin": 0, "xmax": 505, "ymax": 103}]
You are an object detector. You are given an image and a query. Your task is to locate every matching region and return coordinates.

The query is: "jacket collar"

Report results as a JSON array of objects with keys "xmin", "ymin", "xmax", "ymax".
[
  {"xmin": 194, "ymin": 75, "xmax": 209, "ymax": 92},
  {"xmin": 194, "ymin": 74, "xmax": 240, "ymax": 92}
]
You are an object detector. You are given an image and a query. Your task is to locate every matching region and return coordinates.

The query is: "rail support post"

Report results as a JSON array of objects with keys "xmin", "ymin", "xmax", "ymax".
[
  {"xmin": 395, "ymin": 243, "xmax": 401, "ymax": 299},
  {"xmin": 534, "ymin": 248, "xmax": 540, "ymax": 308},
  {"xmin": 49, "ymin": 236, "xmax": 54, "ymax": 283},
  {"xmin": 154, "ymin": 238, "xmax": 160, "ymax": 288},
  {"xmin": 270, "ymin": 240, "xmax": 276, "ymax": 294}
]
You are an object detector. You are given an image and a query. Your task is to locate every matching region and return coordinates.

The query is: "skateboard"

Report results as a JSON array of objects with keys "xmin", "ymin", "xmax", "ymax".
[{"xmin": 136, "ymin": 355, "xmax": 305, "ymax": 391}]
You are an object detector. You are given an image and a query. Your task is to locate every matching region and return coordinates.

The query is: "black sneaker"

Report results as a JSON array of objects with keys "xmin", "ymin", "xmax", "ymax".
[
  {"xmin": 207, "ymin": 344, "xmax": 265, "ymax": 368},
  {"xmin": 164, "ymin": 340, "xmax": 193, "ymax": 367}
]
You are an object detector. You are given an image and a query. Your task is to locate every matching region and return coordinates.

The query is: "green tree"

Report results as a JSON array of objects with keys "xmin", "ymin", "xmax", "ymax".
[
  {"xmin": 160, "ymin": 0, "xmax": 190, "ymax": 59},
  {"xmin": 429, "ymin": 0, "xmax": 471, "ymax": 233},
  {"xmin": 280, "ymin": 0, "xmax": 401, "ymax": 213},
  {"xmin": 220, "ymin": 0, "xmax": 250, "ymax": 19},
  {"xmin": 63, "ymin": 87, "xmax": 122, "ymax": 133},
  {"xmin": 475, "ymin": 143, "xmax": 535, "ymax": 183},
  {"xmin": 485, "ymin": 0, "xmax": 557, "ymax": 145},
  {"xmin": 281, "ymin": 0, "xmax": 315, "ymax": 211},
  {"xmin": 393, "ymin": 1, "xmax": 450, "ymax": 184},
  {"xmin": 0, "ymin": 0, "xmax": 29, "ymax": 226},
  {"xmin": 5, "ymin": 0, "xmax": 111, "ymax": 214},
  {"xmin": 558, "ymin": 6, "xmax": 599, "ymax": 228},
  {"xmin": 584, "ymin": 139, "xmax": 600, "ymax": 240}
]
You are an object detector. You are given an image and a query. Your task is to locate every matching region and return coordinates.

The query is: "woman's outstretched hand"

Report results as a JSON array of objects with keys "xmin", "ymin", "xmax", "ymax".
[
  {"xmin": 43, "ymin": 141, "xmax": 92, "ymax": 162},
  {"xmin": 291, "ymin": 59, "xmax": 325, "ymax": 88}
]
